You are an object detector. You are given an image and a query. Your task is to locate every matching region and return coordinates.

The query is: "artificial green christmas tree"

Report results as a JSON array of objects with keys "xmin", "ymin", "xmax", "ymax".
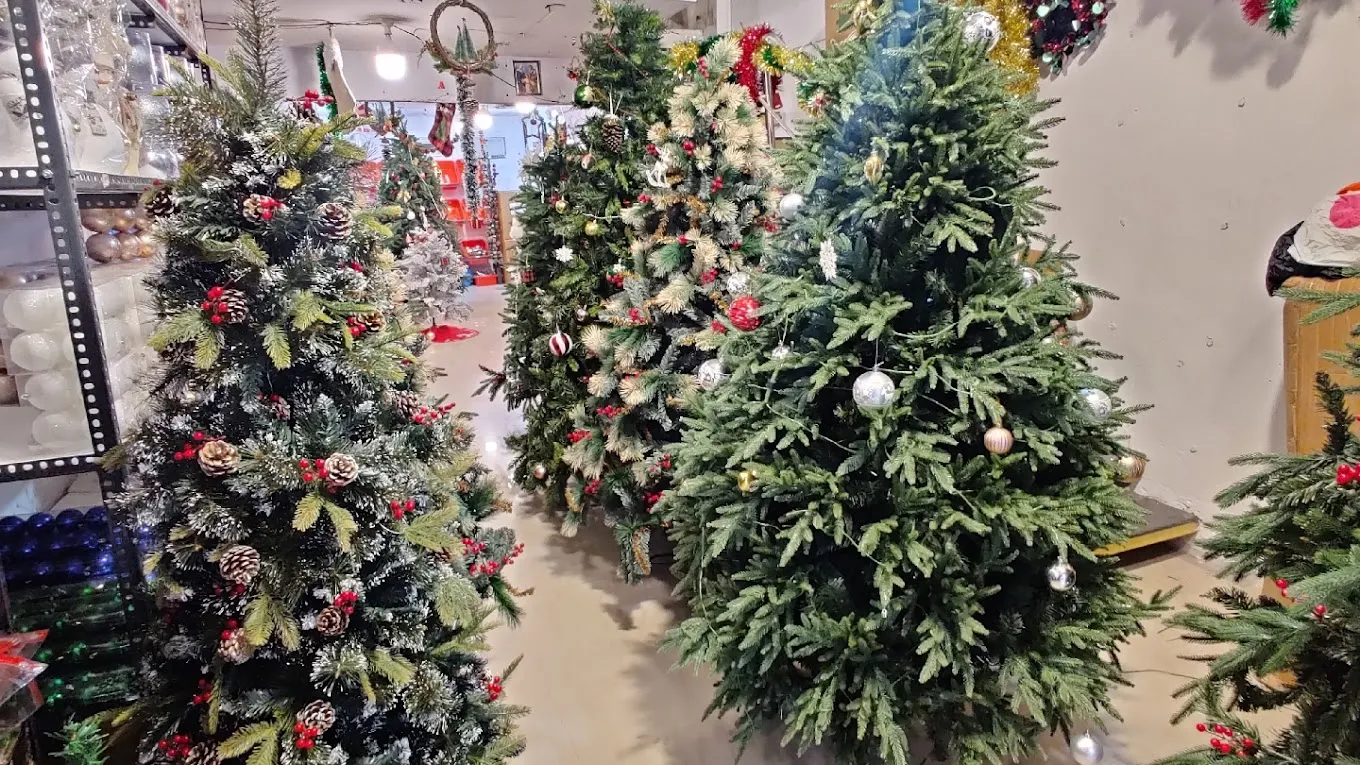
[
  {"xmin": 562, "ymin": 37, "xmax": 782, "ymax": 580},
  {"xmin": 376, "ymin": 114, "xmax": 453, "ymax": 255},
  {"xmin": 1156, "ymin": 311, "xmax": 1360, "ymax": 762},
  {"xmin": 480, "ymin": 0, "xmax": 670, "ymax": 509},
  {"xmin": 661, "ymin": 3, "xmax": 1163, "ymax": 763},
  {"xmin": 106, "ymin": 3, "xmax": 525, "ymax": 764}
]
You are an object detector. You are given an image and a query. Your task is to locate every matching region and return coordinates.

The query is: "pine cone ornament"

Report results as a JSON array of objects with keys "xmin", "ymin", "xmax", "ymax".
[
  {"xmin": 316, "ymin": 605, "xmax": 349, "ymax": 636},
  {"xmin": 360, "ymin": 311, "xmax": 387, "ymax": 331},
  {"xmin": 601, "ymin": 115, "xmax": 625, "ymax": 153},
  {"xmin": 219, "ymin": 544, "xmax": 261, "ymax": 584},
  {"xmin": 386, "ymin": 390, "xmax": 423, "ymax": 420},
  {"xmin": 219, "ymin": 630, "xmax": 252, "ymax": 663},
  {"xmin": 315, "ymin": 202, "xmax": 352, "ymax": 241},
  {"xmin": 298, "ymin": 700, "xmax": 337, "ymax": 733},
  {"xmin": 322, "ymin": 452, "xmax": 359, "ymax": 486},
  {"xmin": 144, "ymin": 185, "xmax": 175, "ymax": 219},
  {"xmin": 185, "ymin": 744, "xmax": 218, "ymax": 765},
  {"xmin": 214, "ymin": 289, "xmax": 250, "ymax": 323},
  {"xmin": 198, "ymin": 440, "xmax": 240, "ymax": 477}
]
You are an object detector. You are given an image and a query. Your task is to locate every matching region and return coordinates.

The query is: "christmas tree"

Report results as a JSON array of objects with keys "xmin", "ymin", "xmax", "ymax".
[
  {"xmin": 480, "ymin": 0, "xmax": 670, "ymax": 509},
  {"xmin": 661, "ymin": 3, "xmax": 1163, "ymax": 763},
  {"xmin": 105, "ymin": 3, "xmax": 525, "ymax": 764},
  {"xmin": 562, "ymin": 37, "xmax": 782, "ymax": 580},
  {"xmin": 1155, "ymin": 299, "xmax": 1360, "ymax": 762},
  {"xmin": 376, "ymin": 113, "xmax": 453, "ymax": 254}
]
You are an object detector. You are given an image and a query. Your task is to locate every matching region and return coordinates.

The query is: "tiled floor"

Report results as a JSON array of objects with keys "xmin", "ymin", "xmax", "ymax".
[{"xmin": 426, "ymin": 287, "xmax": 1288, "ymax": 765}]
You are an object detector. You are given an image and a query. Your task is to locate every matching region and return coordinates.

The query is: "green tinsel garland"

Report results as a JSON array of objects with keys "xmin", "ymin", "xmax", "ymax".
[{"xmin": 316, "ymin": 44, "xmax": 338, "ymax": 120}]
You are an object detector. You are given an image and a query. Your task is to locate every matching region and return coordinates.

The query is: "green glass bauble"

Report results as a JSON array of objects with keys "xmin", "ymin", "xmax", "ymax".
[{"xmin": 573, "ymin": 84, "xmax": 593, "ymax": 107}]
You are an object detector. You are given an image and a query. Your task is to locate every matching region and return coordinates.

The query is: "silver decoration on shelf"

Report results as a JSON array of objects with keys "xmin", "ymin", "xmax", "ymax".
[
  {"xmin": 852, "ymin": 369, "xmax": 896, "ymax": 410},
  {"xmin": 1077, "ymin": 388, "xmax": 1112, "ymax": 420},
  {"xmin": 697, "ymin": 358, "xmax": 727, "ymax": 391},
  {"xmin": 1046, "ymin": 558, "xmax": 1076, "ymax": 592}
]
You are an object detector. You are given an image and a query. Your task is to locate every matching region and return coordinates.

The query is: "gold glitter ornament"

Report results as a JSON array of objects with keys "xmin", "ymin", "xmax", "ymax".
[
  {"xmin": 864, "ymin": 151, "xmax": 885, "ymax": 183},
  {"xmin": 669, "ymin": 41, "xmax": 700, "ymax": 72},
  {"xmin": 736, "ymin": 469, "xmax": 757, "ymax": 493}
]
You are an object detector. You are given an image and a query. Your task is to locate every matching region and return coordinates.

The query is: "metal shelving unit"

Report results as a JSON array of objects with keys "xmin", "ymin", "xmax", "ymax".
[{"xmin": 0, "ymin": 0, "xmax": 204, "ymax": 739}]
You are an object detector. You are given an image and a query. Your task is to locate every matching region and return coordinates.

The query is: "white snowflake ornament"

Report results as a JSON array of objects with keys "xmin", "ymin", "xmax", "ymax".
[
  {"xmin": 554, "ymin": 246, "xmax": 575, "ymax": 263},
  {"xmin": 818, "ymin": 240, "xmax": 838, "ymax": 281}
]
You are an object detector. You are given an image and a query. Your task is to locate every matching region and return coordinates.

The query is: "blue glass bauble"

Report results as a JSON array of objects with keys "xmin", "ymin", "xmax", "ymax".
[
  {"xmin": 77, "ymin": 529, "xmax": 102, "ymax": 550},
  {"xmin": 32, "ymin": 561, "xmax": 54, "ymax": 581},
  {"xmin": 62, "ymin": 558, "xmax": 88, "ymax": 580},
  {"xmin": 0, "ymin": 515, "xmax": 23, "ymax": 534},
  {"xmin": 26, "ymin": 513, "xmax": 54, "ymax": 533},
  {"xmin": 84, "ymin": 507, "xmax": 108, "ymax": 527},
  {"xmin": 17, "ymin": 538, "xmax": 41, "ymax": 558},
  {"xmin": 92, "ymin": 548, "xmax": 115, "ymax": 575},
  {"xmin": 56, "ymin": 509, "xmax": 84, "ymax": 528}
]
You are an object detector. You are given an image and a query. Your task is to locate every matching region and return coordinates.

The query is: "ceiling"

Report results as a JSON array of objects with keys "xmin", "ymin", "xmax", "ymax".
[{"xmin": 206, "ymin": 0, "xmax": 711, "ymax": 58}]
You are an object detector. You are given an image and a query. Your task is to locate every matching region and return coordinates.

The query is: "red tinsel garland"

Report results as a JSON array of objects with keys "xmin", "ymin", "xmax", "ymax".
[{"xmin": 734, "ymin": 25, "xmax": 783, "ymax": 110}]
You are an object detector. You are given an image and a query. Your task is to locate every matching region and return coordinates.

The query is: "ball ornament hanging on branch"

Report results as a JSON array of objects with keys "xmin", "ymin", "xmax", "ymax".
[
  {"xmin": 697, "ymin": 358, "xmax": 727, "ymax": 391},
  {"xmin": 1112, "ymin": 454, "xmax": 1146, "ymax": 486},
  {"xmin": 1069, "ymin": 290, "xmax": 1093, "ymax": 320},
  {"xmin": 863, "ymin": 151, "xmax": 885, "ymax": 184},
  {"xmin": 1018, "ymin": 267, "xmax": 1042, "ymax": 288},
  {"xmin": 1069, "ymin": 730, "xmax": 1105, "ymax": 764},
  {"xmin": 725, "ymin": 271, "xmax": 751, "ymax": 295},
  {"xmin": 852, "ymin": 369, "xmax": 896, "ymax": 410},
  {"xmin": 584, "ymin": 220, "xmax": 603, "ymax": 236},
  {"xmin": 962, "ymin": 10, "xmax": 1002, "ymax": 51},
  {"xmin": 532, "ymin": 463, "xmax": 548, "ymax": 480},
  {"xmin": 548, "ymin": 330, "xmax": 574, "ymax": 357},
  {"xmin": 1077, "ymin": 388, "xmax": 1112, "ymax": 420},
  {"xmin": 1046, "ymin": 557, "xmax": 1076, "ymax": 591},
  {"xmin": 983, "ymin": 426, "xmax": 1014, "ymax": 455},
  {"xmin": 728, "ymin": 296, "xmax": 761, "ymax": 331},
  {"xmin": 778, "ymin": 192, "xmax": 805, "ymax": 219},
  {"xmin": 426, "ymin": 0, "xmax": 497, "ymax": 76}
]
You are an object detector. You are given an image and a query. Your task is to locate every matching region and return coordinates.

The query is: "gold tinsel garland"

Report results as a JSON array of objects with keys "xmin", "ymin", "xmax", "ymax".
[
  {"xmin": 950, "ymin": 0, "xmax": 1040, "ymax": 94},
  {"xmin": 668, "ymin": 34, "xmax": 810, "ymax": 79}
]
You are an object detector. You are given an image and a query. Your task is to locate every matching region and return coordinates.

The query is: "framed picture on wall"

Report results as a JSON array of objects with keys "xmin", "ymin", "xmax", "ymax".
[
  {"xmin": 513, "ymin": 60, "xmax": 542, "ymax": 97},
  {"xmin": 485, "ymin": 137, "xmax": 507, "ymax": 159}
]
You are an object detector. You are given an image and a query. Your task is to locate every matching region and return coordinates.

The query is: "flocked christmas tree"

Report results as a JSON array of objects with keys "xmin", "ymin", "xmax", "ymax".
[
  {"xmin": 661, "ymin": 2, "xmax": 1163, "ymax": 763},
  {"xmin": 1154, "ymin": 293, "xmax": 1360, "ymax": 764},
  {"xmin": 479, "ymin": 0, "xmax": 670, "ymax": 509},
  {"xmin": 106, "ymin": 4, "xmax": 525, "ymax": 764},
  {"xmin": 376, "ymin": 113, "xmax": 468, "ymax": 330},
  {"xmin": 562, "ymin": 37, "xmax": 782, "ymax": 580}
]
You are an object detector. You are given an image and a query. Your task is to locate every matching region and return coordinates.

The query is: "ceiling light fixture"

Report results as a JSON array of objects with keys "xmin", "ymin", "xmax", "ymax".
[
  {"xmin": 473, "ymin": 110, "xmax": 494, "ymax": 131},
  {"xmin": 374, "ymin": 21, "xmax": 407, "ymax": 81},
  {"xmin": 514, "ymin": 100, "xmax": 536, "ymax": 115}
]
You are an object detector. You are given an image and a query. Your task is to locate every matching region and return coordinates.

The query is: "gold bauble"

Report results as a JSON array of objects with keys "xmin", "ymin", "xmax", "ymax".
[
  {"xmin": 1113, "ymin": 455, "xmax": 1146, "ymax": 487},
  {"xmin": 1069, "ymin": 291, "xmax": 1093, "ymax": 321},
  {"xmin": 554, "ymin": 199, "xmax": 569, "ymax": 213},
  {"xmin": 863, "ymin": 151, "xmax": 885, "ymax": 184},
  {"xmin": 736, "ymin": 469, "xmax": 757, "ymax": 493},
  {"xmin": 983, "ymin": 426, "xmax": 1014, "ymax": 455},
  {"xmin": 584, "ymin": 220, "xmax": 602, "ymax": 236}
]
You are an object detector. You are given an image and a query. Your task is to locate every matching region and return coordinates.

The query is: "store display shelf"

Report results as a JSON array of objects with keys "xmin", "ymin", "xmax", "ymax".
[
  {"xmin": 0, "ymin": 453, "xmax": 101, "ymax": 483},
  {"xmin": 0, "ymin": 168, "xmax": 159, "ymax": 195},
  {"xmin": 124, "ymin": 0, "xmax": 206, "ymax": 60}
]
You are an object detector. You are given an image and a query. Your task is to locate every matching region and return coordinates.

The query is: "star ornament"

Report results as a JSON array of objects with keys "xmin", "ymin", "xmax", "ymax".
[{"xmin": 554, "ymin": 246, "xmax": 575, "ymax": 263}]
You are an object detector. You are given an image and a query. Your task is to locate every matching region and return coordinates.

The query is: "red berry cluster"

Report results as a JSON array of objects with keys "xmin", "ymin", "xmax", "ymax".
[
  {"xmin": 257, "ymin": 197, "xmax": 283, "ymax": 221},
  {"xmin": 1337, "ymin": 463, "xmax": 1359, "ymax": 485},
  {"xmin": 700, "ymin": 269, "xmax": 719, "ymax": 285},
  {"xmin": 606, "ymin": 272, "xmax": 626, "ymax": 288},
  {"xmin": 730, "ymin": 240, "xmax": 743, "ymax": 251},
  {"xmin": 219, "ymin": 620, "xmax": 240, "ymax": 641},
  {"xmin": 413, "ymin": 402, "xmax": 455, "ymax": 425},
  {"xmin": 678, "ymin": 234, "xmax": 689, "ymax": 245},
  {"xmin": 658, "ymin": 454, "xmax": 672, "ymax": 470},
  {"xmin": 568, "ymin": 430, "xmax": 591, "ymax": 444},
  {"xmin": 627, "ymin": 308, "xmax": 644, "ymax": 323},
  {"xmin": 389, "ymin": 498, "xmax": 416, "ymax": 520},
  {"xmin": 298, "ymin": 457, "xmax": 328, "ymax": 484},
  {"xmin": 683, "ymin": 140, "xmax": 696, "ymax": 155},
  {"xmin": 711, "ymin": 320, "xmax": 727, "ymax": 334},
  {"xmin": 485, "ymin": 675, "xmax": 504, "ymax": 701},
  {"xmin": 644, "ymin": 492, "xmax": 663, "ymax": 511},
  {"xmin": 696, "ymin": 58, "xmax": 709, "ymax": 79},
  {"xmin": 293, "ymin": 89, "xmax": 334, "ymax": 110},
  {"xmin": 711, "ymin": 177, "xmax": 724, "ymax": 192},
  {"xmin": 646, "ymin": 143, "xmax": 659, "ymax": 157},
  {"xmin": 256, "ymin": 392, "xmax": 288, "ymax": 417},
  {"xmin": 213, "ymin": 583, "xmax": 247, "ymax": 598},
  {"xmin": 1274, "ymin": 579, "xmax": 1329, "ymax": 620},
  {"xmin": 201, "ymin": 286, "xmax": 235, "ymax": 325},
  {"xmin": 584, "ymin": 479, "xmax": 602, "ymax": 495},
  {"xmin": 596, "ymin": 404, "xmax": 622, "ymax": 419},
  {"xmin": 1194, "ymin": 722, "xmax": 1255, "ymax": 757},
  {"xmin": 347, "ymin": 260, "xmax": 364, "ymax": 273},
  {"xmin": 637, "ymin": 194, "xmax": 650, "ymax": 205},
  {"xmin": 191, "ymin": 678, "xmax": 212, "ymax": 705},
  {"xmin": 171, "ymin": 431, "xmax": 214, "ymax": 461},
  {"xmin": 470, "ymin": 542, "xmax": 526, "ymax": 576},
  {"xmin": 293, "ymin": 722, "xmax": 321, "ymax": 750},
  {"xmin": 156, "ymin": 735, "xmax": 193, "ymax": 759},
  {"xmin": 346, "ymin": 316, "xmax": 369, "ymax": 337},
  {"xmin": 333, "ymin": 591, "xmax": 358, "ymax": 616},
  {"xmin": 762, "ymin": 219, "xmax": 779, "ymax": 233}
]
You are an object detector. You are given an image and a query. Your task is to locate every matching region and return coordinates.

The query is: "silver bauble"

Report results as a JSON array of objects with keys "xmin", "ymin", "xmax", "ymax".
[
  {"xmin": 574, "ymin": 307, "xmax": 589, "ymax": 321},
  {"xmin": 1069, "ymin": 290, "xmax": 1093, "ymax": 321},
  {"xmin": 1046, "ymin": 559, "xmax": 1076, "ymax": 592},
  {"xmin": 771, "ymin": 344, "xmax": 792, "ymax": 361},
  {"xmin": 726, "ymin": 271, "xmax": 751, "ymax": 295},
  {"xmin": 778, "ymin": 192, "xmax": 805, "ymax": 219},
  {"xmin": 962, "ymin": 10, "xmax": 1002, "ymax": 51},
  {"xmin": 697, "ymin": 359, "xmax": 727, "ymax": 391},
  {"xmin": 1077, "ymin": 388, "xmax": 1112, "ymax": 420},
  {"xmin": 532, "ymin": 463, "xmax": 548, "ymax": 480},
  {"xmin": 1070, "ymin": 730, "xmax": 1104, "ymax": 764},
  {"xmin": 852, "ymin": 369, "xmax": 896, "ymax": 410},
  {"xmin": 1018, "ymin": 267, "xmax": 1042, "ymax": 288}
]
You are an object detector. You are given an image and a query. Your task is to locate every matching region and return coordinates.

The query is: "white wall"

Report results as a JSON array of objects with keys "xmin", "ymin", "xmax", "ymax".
[{"xmin": 1038, "ymin": 0, "xmax": 1359, "ymax": 518}]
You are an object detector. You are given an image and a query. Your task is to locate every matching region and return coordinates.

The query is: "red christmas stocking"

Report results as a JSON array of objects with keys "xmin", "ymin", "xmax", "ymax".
[{"xmin": 429, "ymin": 102, "xmax": 457, "ymax": 156}]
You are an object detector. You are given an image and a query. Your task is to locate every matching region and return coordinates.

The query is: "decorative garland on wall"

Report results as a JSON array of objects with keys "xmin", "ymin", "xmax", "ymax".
[{"xmin": 1241, "ymin": 0, "xmax": 1299, "ymax": 33}]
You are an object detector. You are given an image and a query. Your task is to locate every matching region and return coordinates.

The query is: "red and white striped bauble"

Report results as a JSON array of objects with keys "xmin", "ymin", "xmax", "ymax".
[{"xmin": 548, "ymin": 330, "xmax": 574, "ymax": 357}]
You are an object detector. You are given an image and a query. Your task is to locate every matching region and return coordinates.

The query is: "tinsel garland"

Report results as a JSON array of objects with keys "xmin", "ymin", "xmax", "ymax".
[
  {"xmin": 1022, "ymin": 0, "xmax": 1110, "ymax": 72},
  {"xmin": 669, "ymin": 30, "xmax": 811, "ymax": 111},
  {"xmin": 948, "ymin": 0, "xmax": 1039, "ymax": 93},
  {"xmin": 1241, "ymin": 0, "xmax": 1299, "ymax": 33},
  {"xmin": 314, "ymin": 44, "xmax": 337, "ymax": 120},
  {"xmin": 456, "ymin": 75, "xmax": 480, "ymax": 212}
]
